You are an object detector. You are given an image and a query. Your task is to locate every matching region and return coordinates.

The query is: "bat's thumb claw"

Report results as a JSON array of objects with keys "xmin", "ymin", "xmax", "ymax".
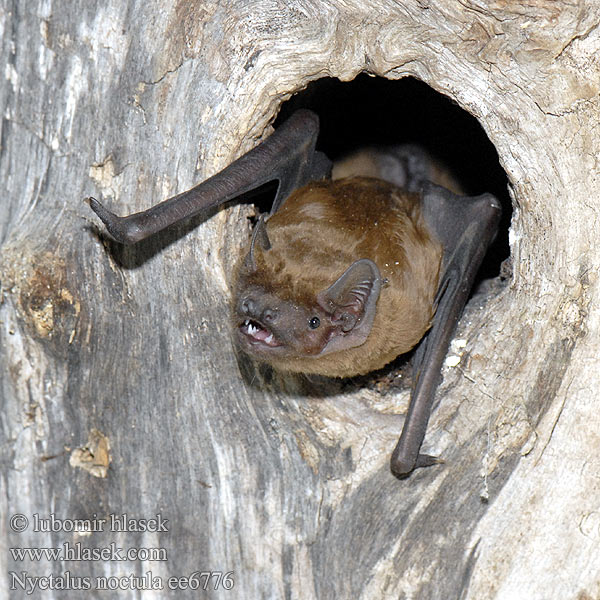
[
  {"xmin": 85, "ymin": 197, "xmax": 142, "ymax": 245},
  {"xmin": 415, "ymin": 453, "xmax": 444, "ymax": 468},
  {"xmin": 391, "ymin": 452, "xmax": 444, "ymax": 478}
]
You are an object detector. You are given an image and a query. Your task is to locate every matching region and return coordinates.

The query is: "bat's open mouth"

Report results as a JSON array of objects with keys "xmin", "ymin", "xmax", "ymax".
[{"xmin": 239, "ymin": 319, "xmax": 281, "ymax": 347}]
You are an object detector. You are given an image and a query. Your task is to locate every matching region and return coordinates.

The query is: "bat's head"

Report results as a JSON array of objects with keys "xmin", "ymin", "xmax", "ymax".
[{"xmin": 232, "ymin": 217, "xmax": 381, "ymax": 373}]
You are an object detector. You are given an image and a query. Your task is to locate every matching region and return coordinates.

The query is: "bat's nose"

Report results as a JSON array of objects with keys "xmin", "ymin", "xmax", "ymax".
[
  {"xmin": 240, "ymin": 298, "xmax": 256, "ymax": 316},
  {"xmin": 261, "ymin": 308, "xmax": 277, "ymax": 323},
  {"xmin": 239, "ymin": 296, "xmax": 278, "ymax": 324}
]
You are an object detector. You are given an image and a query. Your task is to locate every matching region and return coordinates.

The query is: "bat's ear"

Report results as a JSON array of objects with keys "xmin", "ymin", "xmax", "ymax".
[
  {"xmin": 242, "ymin": 215, "xmax": 271, "ymax": 273},
  {"xmin": 317, "ymin": 259, "xmax": 382, "ymax": 353}
]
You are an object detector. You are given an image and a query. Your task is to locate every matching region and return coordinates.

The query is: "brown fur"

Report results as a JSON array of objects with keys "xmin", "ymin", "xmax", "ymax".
[
  {"xmin": 332, "ymin": 147, "xmax": 464, "ymax": 195},
  {"xmin": 234, "ymin": 177, "xmax": 443, "ymax": 377}
]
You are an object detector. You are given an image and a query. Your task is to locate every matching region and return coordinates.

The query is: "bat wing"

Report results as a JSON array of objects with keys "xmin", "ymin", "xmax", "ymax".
[
  {"xmin": 87, "ymin": 110, "xmax": 331, "ymax": 244},
  {"xmin": 391, "ymin": 182, "xmax": 502, "ymax": 477}
]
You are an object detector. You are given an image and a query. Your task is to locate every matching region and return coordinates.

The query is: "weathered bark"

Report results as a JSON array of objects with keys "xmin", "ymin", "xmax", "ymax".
[{"xmin": 1, "ymin": 1, "xmax": 599, "ymax": 598}]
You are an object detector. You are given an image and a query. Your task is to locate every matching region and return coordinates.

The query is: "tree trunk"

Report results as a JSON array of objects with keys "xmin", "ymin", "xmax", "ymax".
[{"xmin": 1, "ymin": 1, "xmax": 599, "ymax": 598}]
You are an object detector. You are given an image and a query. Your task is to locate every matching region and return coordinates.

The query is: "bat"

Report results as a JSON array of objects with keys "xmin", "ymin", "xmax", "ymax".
[{"xmin": 87, "ymin": 109, "xmax": 501, "ymax": 477}]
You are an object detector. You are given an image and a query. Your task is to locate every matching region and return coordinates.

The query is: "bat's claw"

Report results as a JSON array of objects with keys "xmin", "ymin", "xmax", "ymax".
[
  {"xmin": 415, "ymin": 453, "xmax": 444, "ymax": 468},
  {"xmin": 85, "ymin": 197, "xmax": 142, "ymax": 245},
  {"xmin": 391, "ymin": 452, "xmax": 444, "ymax": 478}
]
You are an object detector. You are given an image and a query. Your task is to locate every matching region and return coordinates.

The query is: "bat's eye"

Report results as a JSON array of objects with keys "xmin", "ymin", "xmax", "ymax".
[{"xmin": 309, "ymin": 316, "xmax": 321, "ymax": 329}]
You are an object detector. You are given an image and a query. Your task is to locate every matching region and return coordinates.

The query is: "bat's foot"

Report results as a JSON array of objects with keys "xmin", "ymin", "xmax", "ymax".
[{"xmin": 390, "ymin": 453, "xmax": 444, "ymax": 479}]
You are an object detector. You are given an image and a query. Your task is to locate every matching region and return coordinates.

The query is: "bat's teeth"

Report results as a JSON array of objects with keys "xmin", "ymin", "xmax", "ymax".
[{"xmin": 240, "ymin": 319, "xmax": 279, "ymax": 347}]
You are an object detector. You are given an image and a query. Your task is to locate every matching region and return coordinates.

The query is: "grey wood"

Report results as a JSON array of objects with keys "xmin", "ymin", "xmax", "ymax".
[{"xmin": 1, "ymin": 1, "xmax": 599, "ymax": 598}]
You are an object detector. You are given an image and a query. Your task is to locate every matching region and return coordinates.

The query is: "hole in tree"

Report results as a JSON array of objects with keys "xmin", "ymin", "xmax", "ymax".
[
  {"xmin": 269, "ymin": 75, "xmax": 511, "ymax": 390},
  {"xmin": 275, "ymin": 75, "xmax": 511, "ymax": 280}
]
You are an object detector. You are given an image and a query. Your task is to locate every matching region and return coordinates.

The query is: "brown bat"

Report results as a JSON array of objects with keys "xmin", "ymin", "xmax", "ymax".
[{"xmin": 87, "ymin": 110, "xmax": 501, "ymax": 477}]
